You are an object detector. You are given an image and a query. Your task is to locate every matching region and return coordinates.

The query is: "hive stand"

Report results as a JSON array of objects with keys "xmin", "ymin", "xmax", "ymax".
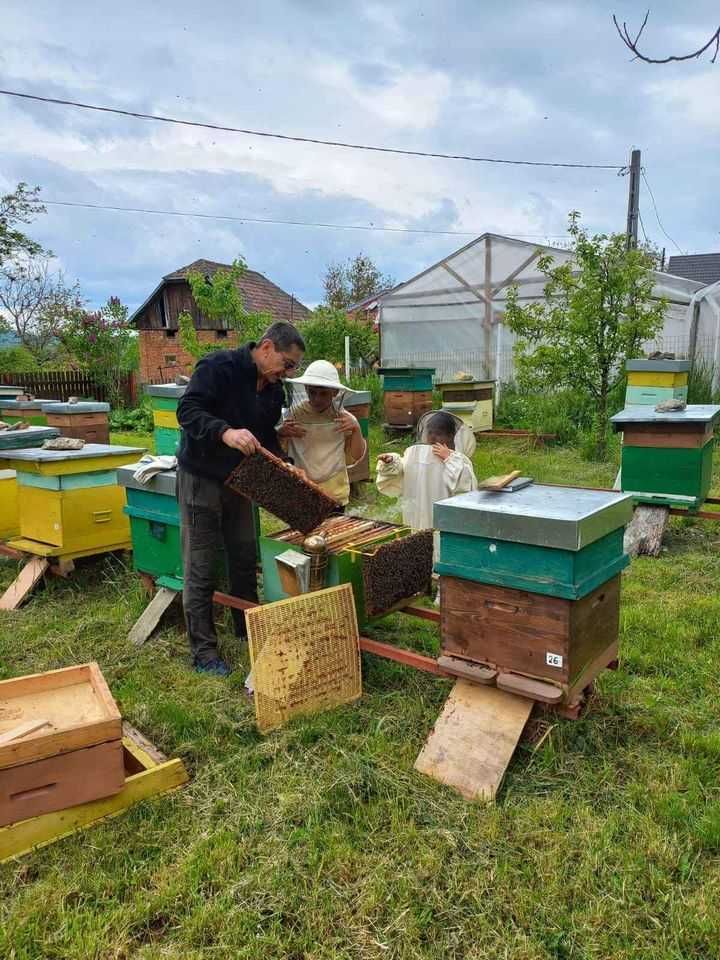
[{"xmin": 0, "ymin": 722, "xmax": 189, "ymax": 862}]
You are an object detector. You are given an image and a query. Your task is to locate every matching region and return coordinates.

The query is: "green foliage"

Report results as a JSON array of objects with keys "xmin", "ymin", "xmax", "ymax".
[
  {"xmin": 0, "ymin": 345, "xmax": 39, "ymax": 373},
  {"xmin": 109, "ymin": 395, "xmax": 154, "ymax": 432},
  {"xmin": 687, "ymin": 356, "xmax": 720, "ymax": 404},
  {"xmin": 347, "ymin": 371, "xmax": 383, "ymax": 423},
  {"xmin": 0, "ymin": 182, "xmax": 45, "ymax": 265},
  {"xmin": 58, "ymin": 297, "xmax": 133, "ymax": 407},
  {"xmin": 505, "ymin": 211, "xmax": 665, "ymax": 460},
  {"xmin": 302, "ymin": 307, "xmax": 379, "ymax": 366},
  {"xmin": 178, "ymin": 259, "xmax": 271, "ymax": 362},
  {"xmin": 323, "ymin": 253, "xmax": 394, "ymax": 310}
]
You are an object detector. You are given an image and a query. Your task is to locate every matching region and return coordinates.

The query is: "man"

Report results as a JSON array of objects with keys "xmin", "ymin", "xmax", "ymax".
[{"xmin": 176, "ymin": 321, "xmax": 305, "ymax": 676}]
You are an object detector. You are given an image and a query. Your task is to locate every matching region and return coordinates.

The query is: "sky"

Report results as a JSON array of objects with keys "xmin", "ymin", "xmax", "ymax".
[{"xmin": 1, "ymin": 0, "xmax": 719, "ymax": 313}]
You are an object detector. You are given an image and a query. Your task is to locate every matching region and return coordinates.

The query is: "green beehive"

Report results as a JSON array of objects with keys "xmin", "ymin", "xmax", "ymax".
[
  {"xmin": 118, "ymin": 464, "xmax": 184, "ymax": 589},
  {"xmin": 378, "ymin": 367, "xmax": 435, "ymax": 392},
  {"xmin": 145, "ymin": 383, "xmax": 185, "ymax": 455},
  {"xmin": 434, "ymin": 482, "xmax": 633, "ymax": 600}
]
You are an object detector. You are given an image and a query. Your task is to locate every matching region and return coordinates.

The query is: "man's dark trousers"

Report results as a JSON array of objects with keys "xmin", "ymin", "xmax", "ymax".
[{"xmin": 177, "ymin": 468, "xmax": 257, "ymax": 665}]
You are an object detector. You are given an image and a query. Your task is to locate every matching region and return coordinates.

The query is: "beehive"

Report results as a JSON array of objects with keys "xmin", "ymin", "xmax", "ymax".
[
  {"xmin": 144, "ymin": 383, "xmax": 185, "ymax": 455},
  {"xmin": 625, "ymin": 358, "xmax": 689, "ymax": 407},
  {"xmin": 437, "ymin": 380, "xmax": 494, "ymax": 433},
  {"xmin": 344, "ymin": 390, "xmax": 371, "ymax": 484},
  {"xmin": 0, "ymin": 426, "xmax": 61, "ymax": 542},
  {"xmin": 435, "ymin": 483, "xmax": 633, "ymax": 703},
  {"xmin": 0, "ymin": 663, "xmax": 124, "ymax": 827},
  {"xmin": 0, "ymin": 443, "xmax": 145, "ymax": 559},
  {"xmin": 0, "ymin": 386, "xmax": 24, "ymax": 400},
  {"xmin": 43, "ymin": 401, "xmax": 110, "ymax": 444},
  {"xmin": 379, "ymin": 367, "xmax": 435, "ymax": 427},
  {"xmin": 0, "ymin": 399, "xmax": 62, "ymax": 426},
  {"xmin": 261, "ymin": 515, "xmax": 429, "ymax": 626},
  {"xmin": 612, "ymin": 404, "xmax": 720, "ymax": 509}
]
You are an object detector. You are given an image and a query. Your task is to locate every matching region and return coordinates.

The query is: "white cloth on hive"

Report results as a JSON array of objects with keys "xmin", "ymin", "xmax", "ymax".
[{"xmin": 133, "ymin": 455, "xmax": 177, "ymax": 484}]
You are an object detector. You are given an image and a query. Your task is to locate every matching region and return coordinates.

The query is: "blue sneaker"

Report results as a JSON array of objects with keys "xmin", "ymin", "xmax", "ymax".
[{"xmin": 195, "ymin": 657, "xmax": 232, "ymax": 678}]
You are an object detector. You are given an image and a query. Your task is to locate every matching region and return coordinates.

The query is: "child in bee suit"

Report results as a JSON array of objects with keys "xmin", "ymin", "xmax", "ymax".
[
  {"xmin": 376, "ymin": 411, "xmax": 477, "ymax": 602},
  {"xmin": 277, "ymin": 360, "xmax": 366, "ymax": 506}
]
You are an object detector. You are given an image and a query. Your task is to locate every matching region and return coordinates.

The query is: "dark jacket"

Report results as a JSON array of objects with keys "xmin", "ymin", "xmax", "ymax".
[{"xmin": 176, "ymin": 344, "xmax": 285, "ymax": 482}]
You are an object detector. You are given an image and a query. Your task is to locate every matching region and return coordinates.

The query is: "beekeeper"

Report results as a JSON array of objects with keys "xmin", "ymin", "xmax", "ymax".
[
  {"xmin": 277, "ymin": 360, "xmax": 366, "ymax": 506},
  {"xmin": 376, "ymin": 409, "xmax": 477, "ymax": 536}
]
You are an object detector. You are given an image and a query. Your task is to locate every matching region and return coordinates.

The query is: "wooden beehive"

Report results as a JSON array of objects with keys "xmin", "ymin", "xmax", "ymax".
[
  {"xmin": 144, "ymin": 383, "xmax": 185, "ymax": 455},
  {"xmin": 0, "ymin": 443, "xmax": 145, "ymax": 560},
  {"xmin": 0, "ymin": 399, "xmax": 62, "ymax": 426},
  {"xmin": 43, "ymin": 402, "xmax": 110, "ymax": 444},
  {"xmin": 612, "ymin": 405, "xmax": 720, "ymax": 509},
  {"xmin": 625, "ymin": 358, "xmax": 689, "ymax": 407},
  {"xmin": 0, "ymin": 663, "xmax": 124, "ymax": 826},
  {"xmin": 379, "ymin": 367, "xmax": 435, "ymax": 428}
]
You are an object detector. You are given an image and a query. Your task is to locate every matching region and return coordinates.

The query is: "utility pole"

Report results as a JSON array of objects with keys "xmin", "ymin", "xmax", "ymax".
[{"xmin": 625, "ymin": 148, "xmax": 641, "ymax": 250}]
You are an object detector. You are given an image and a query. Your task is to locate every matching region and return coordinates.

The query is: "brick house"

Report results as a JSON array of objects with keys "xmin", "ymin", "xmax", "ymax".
[{"xmin": 130, "ymin": 259, "xmax": 311, "ymax": 383}]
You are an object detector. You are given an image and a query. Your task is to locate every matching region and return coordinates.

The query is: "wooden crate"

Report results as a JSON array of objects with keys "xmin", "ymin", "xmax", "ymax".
[
  {"xmin": 440, "ymin": 575, "xmax": 620, "ymax": 702},
  {"xmin": 0, "ymin": 663, "xmax": 124, "ymax": 825},
  {"xmin": 46, "ymin": 413, "xmax": 110, "ymax": 444}
]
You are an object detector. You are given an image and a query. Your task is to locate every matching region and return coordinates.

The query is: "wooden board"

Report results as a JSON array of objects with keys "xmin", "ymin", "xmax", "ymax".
[
  {"xmin": 0, "ymin": 723, "xmax": 189, "ymax": 862},
  {"xmin": 0, "ymin": 556, "xmax": 48, "ymax": 611},
  {"xmin": 621, "ymin": 428, "xmax": 710, "ymax": 449},
  {"xmin": 414, "ymin": 680, "xmax": 532, "ymax": 801},
  {"xmin": 0, "ymin": 738, "xmax": 124, "ymax": 827},
  {"xmin": 128, "ymin": 586, "xmax": 179, "ymax": 646},
  {"xmin": 0, "ymin": 663, "xmax": 121, "ymax": 770}
]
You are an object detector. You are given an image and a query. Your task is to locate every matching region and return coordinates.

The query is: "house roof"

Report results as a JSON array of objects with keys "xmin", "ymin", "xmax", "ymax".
[
  {"xmin": 667, "ymin": 254, "xmax": 720, "ymax": 287},
  {"xmin": 347, "ymin": 287, "xmax": 396, "ymax": 313},
  {"xmin": 130, "ymin": 259, "xmax": 311, "ymax": 326}
]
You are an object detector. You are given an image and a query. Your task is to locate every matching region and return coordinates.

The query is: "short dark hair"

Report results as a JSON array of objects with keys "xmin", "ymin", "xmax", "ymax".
[
  {"xmin": 259, "ymin": 321, "xmax": 305, "ymax": 352},
  {"xmin": 426, "ymin": 411, "xmax": 457, "ymax": 437}
]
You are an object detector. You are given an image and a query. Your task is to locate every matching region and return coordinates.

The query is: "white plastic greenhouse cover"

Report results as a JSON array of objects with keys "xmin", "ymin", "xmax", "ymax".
[{"xmin": 379, "ymin": 233, "xmax": 720, "ymax": 384}]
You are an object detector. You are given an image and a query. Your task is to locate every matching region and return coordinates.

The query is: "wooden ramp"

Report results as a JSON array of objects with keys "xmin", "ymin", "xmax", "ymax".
[
  {"xmin": 415, "ymin": 680, "xmax": 532, "ymax": 801},
  {"xmin": 0, "ymin": 557, "xmax": 49, "ymax": 611},
  {"xmin": 128, "ymin": 587, "xmax": 179, "ymax": 647}
]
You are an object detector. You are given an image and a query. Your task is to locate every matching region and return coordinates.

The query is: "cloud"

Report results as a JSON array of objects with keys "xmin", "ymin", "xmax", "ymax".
[{"xmin": 645, "ymin": 71, "xmax": 720, "ymax": 133}]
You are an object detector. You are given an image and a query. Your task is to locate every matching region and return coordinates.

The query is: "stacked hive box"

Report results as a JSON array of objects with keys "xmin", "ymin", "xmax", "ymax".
[
  {"xmin": 625, "ymin": 358, "xmax": 689, "ymax": 407},
  {"xmin": 0, "ymin": 426, "xmax": 60, "ymax": 541},
  {"xmin": 612, "ymin": 405, "xmax": 720, "ymax": 509},
  {"xmin": 434, "ymin": 483, "xmax": 633, "ymax": 704},
  {"xmin": 118, "ymin": 462, "xmax": 184, "ymax": 590},
  {"xmin": 0, "ymin": 386, "xmax": 24, "ymax": 400},
  {"xmin": 0, "ymin": 443, "xmax": 144, "ymax": 561},
  {"xmin": 0, "ymin": 663, "xmax": 124, "ymax": 827},
  {"xmin": 379, "ymin": 367, "xmax": 435, "ymax": 427},
  {"xmin": 437, "ymin": 379, "xmax": 495, "ymax": 433},
  {"xmin": 145, "ymin": 383, "xmax": 184, "ymax": 455},
  {"xmin": 0, "ymin": 398, "xmax": 61, "ymax": 426},
  {"xmin": 43, "ymin": 402, "xmax": 110, "ymax": 444},
  {"xmin": 344, "ymin": 389, "xmax": 371, "ymax": 484},
  {"xmin": 261, "ymin": 516, "xmax": 430, "ymax": 627}
]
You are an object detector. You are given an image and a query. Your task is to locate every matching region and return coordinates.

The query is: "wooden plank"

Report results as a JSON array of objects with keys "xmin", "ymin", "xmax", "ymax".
[
  {"xmin": 127, "ymin": 587, "xmax": 179, "ymax": 646},
  {"xmin": 624, "ymin": 505, "xmax": 670, "ymax": 557},
  {"xmin": 0, "ymin": 556, "xmax": 48, "ymax": 611},
  {"xmin": 436, "ymin": 656, "xmax": 497, "ymax": 685},
  {"xmin": 415, "ymin": 680, "xmax": 532, "ymax": 801},
  {"xmin": 496, "ymin": 672, "xmax": 563, "ymax": 703},
  {"xmin": 0, "ymin": 744, "xmax": 188, "ymax": 862},
  {"xmin": 0, "ymin": 719, "xmax": 50, "ymax": 745}
]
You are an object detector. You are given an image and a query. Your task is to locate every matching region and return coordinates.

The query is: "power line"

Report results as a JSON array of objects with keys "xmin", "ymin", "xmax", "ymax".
[
  {"xmin": 42, "ymin": 198, "xmax": 571, "ymax": 239},
  {"xmin": 638, "ymin": 208, "xmax": 650, "ymax": 246},
  {"xmin": 640, "ymin": 169, "xmax": 685, "ymax": 255},
  {"xmin": 0, "ymin": 88, "xmax": 623, "ymax": 171}
]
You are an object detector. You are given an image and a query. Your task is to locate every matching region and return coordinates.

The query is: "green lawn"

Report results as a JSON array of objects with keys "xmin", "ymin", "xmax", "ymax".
[{"xmin": 2, "ymin": 430, "xmax": 720, "ymax": 959}]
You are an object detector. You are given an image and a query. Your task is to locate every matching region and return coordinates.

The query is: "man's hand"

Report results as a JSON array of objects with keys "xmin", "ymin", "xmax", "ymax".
[
  {"xmin": 222, "ymin": 428, "xmax": 259, "ymax": 455},
  {"xmin": 378, "ymin": 454, "xmax": 395, "ymax": 464},
  {"xmin": 432, "ymin": 443, "xmax": 452, "ymax": 462},
  {"xmin": 335, "ymin": 412, "xmax": 358, "ymax": 436},
  {"xmin": 277, "ymin": 418, "xmax": 307, "ymax": 439}
]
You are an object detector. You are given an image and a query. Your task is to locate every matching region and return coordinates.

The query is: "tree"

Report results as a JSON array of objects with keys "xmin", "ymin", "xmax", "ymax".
[
  {"xmin": 322, "ymin": 253, "xmax": 394, "ymax": 311},
  {"xmin": 0, "ymin": 254, "xmax": 82, "ymax": 365},
  {"xmin": 613, "ymin": 12, "xmax": 719, "ymax": 64},
  {"xmin": 505, "ymin": 212, "xmax": 666, "ymax": 460},
  {"xmin": 301, "ymin": 307, "xmax": 378, "ymax": 367},
  {"xmin": 58, "ymin": 297, "xmax": 134, "ymax": 406},
  {"xmin": 0, "ymin": 182, "xmax": 46, "ymax": 265},
  {"xmin": 178, "ymin": 258, "xmax": 271, "ymax": 361}
]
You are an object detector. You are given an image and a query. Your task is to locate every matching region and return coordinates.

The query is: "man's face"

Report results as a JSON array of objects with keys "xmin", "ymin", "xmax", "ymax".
[{"xmin": 256, "ymin": 340, "xmax": 303, "ymax": 383}]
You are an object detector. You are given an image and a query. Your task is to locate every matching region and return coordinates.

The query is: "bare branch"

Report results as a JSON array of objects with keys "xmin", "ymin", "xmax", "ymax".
[{"xmin": 613, "ymin": 11, "xmax": 720, "ymax": 64}]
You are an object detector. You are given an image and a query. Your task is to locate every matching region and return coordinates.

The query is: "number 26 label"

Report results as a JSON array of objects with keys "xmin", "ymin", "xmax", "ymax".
[{"xmin": 546, "ymin": 652, "xmax": 563, "ymax": 668}]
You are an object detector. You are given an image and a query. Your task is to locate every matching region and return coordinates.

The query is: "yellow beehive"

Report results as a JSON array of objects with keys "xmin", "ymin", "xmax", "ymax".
[
  {"xmin": 626, "ymin": 370, "xmax": 688, "ymax": 388},
  {"xmin": 0, "ymin": 470, "xmax": 19, "ymax": 541}
]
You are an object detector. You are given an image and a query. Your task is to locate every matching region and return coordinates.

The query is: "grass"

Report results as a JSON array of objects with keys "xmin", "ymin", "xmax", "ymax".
[{"xmin": 2, "ymin": 428, "xmax": 720, "ymax": 959}]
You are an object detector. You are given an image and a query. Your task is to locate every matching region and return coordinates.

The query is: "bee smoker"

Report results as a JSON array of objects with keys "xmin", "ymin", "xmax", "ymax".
[{"xmin": 303, "ymin": 534, "xmax": 329, "ymax": 592}]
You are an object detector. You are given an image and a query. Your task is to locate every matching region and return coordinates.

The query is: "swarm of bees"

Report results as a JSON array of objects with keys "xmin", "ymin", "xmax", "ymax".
[{"xmin": 362, "ymin": 529, "xmax": 434, "ymax": 617}]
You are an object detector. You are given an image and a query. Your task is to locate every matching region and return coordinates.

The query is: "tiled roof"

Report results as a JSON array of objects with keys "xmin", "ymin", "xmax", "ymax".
[
  {"xmin": 163, "ymin": 259, "xmax": 311, "ymax": 322},
  {"xmin": 667, "ymin": 254, "xmax": 720, "ymax": 287}
]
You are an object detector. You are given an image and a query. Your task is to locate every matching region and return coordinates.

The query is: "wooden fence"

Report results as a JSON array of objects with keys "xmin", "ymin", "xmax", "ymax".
[{"xmin": 0, "ymin": 371, "xmax": 135, "ymax": 405}]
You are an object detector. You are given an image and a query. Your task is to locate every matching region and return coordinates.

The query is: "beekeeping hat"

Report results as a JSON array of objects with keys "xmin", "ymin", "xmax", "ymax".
[
  {"xmin": 416, "ymin": 409, "xmax": 476, "ymax": 458},
  {"xmin": 289, "ymin": 360, "xmax": 358, "ymax": 394}
]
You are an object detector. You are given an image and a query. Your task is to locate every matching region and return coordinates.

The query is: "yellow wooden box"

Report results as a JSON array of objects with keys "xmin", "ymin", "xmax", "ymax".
[
  {"xmin": 15, "ymin": 484, "xmax": 132, "ymax": 554},
  {"xmin": 627, "ymin": 371, "xmax": 688, "ymax": 388},
  {"xmin": 152, "ymin": 409, "xmax": 180, "ymax": 430},
  {"xmin": 0, "ymin": 470, "xmax": 19, "ymax": 541},
  {"xmin": 442, "ymin": 399, "xmax": 494, "ymax": 433}
]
